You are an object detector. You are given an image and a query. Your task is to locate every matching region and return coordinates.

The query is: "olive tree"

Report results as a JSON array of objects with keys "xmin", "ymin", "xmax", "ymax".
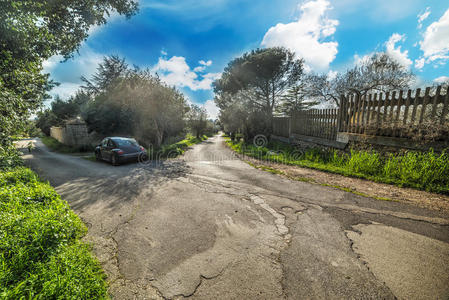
[{"xmin": 304, "ymin": 53, "xmax": 415, "ymax": 106}]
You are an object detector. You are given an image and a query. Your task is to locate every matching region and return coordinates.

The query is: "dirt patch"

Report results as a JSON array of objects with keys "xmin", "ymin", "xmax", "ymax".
[{"xmin": 244, "ymin": 157, "xmax": 449, "ymax": 214}]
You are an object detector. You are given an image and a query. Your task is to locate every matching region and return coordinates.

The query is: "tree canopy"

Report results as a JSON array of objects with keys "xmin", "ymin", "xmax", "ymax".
[
  {"xmin": 214, "ymin": 47, "xmax": 304, "ymax": 116},
  {"xmin": 304, "ymin": 53, "xmax": 415, "ymax": 106},
  {"xmin": 214, "ymin": 47, "xmax": 304, "ymax": 140},
  {"xmin": 0, "ymin": 0, "xmax": 138, "ymax": 147}
]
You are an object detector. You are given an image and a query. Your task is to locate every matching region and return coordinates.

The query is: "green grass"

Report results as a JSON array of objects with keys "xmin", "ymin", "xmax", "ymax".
[
  {"xmin": 0, "ymin": 167, "xmax": 108, "ymax": 299},
  {"xmin": 41, "ymin": 136, "xmax": 93, "ymax": 153},
  {"xmin": 226, "ymin": 138, "xmax": 449, "ymax": 195},
  {"xmin": 150, "ymin": 134, "xmax": 211, "ymax": 159}
]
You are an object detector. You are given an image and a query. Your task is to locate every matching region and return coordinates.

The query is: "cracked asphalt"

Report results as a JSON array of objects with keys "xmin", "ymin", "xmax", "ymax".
[{"xmin": 21, "ymin": 135, "xmax": 449, "ymax": 299}]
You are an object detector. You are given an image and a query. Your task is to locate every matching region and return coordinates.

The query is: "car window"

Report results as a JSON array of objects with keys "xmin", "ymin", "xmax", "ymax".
[
  {"xmin": 114, "ymin": 139, "xmax": 138, "ymax": 147},
  {"xmin": 101, "ymin": 139, "xmax": 108, "ymax": 147},
  {"xmin": 107, "ymin": 140, "xmax": 115, "ymax": 148}
]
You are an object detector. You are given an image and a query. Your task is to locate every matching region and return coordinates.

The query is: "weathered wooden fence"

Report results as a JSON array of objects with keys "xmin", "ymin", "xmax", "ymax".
[
  {"xmin": 339, "ymin": 86, "xmax": 449, "ymax": 137},
  {"xmin": 272, "ymin": 117, "xmax": 290, "ymax": 137},
  {"xmin": 272, "ymin": 86, "xmax": 449, "ymax": 148},
  {"xmin": 291, "ymin": 109, "xmax": 339, "ymax": 140}
]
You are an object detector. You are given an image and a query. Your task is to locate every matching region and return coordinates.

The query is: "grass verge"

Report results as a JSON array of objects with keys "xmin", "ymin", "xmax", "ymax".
[
  {"xmin": 226, "ymin": 138, "xmax": 449, "ymax": 195},
  {"xmin": 150, "ymin": 134, "xmax": 211, "ymax": 159},
  {"xmin": 245, "ymin": 160, "xmax": 395, "ymax": 202},
  {"xmin": 0, "ymin": 167, "xmax": 108, "ymax": 299},
  {"xmin": 41, "ymin": 136, "xmax": 93, "ymax": 153}
]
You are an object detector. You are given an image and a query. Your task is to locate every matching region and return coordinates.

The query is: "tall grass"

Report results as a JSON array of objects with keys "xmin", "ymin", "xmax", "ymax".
[
  {"xmin": 226, "ymin": 139, "xmax": 449, "ymax": 195},
  {"xmin": 0, "ymin": 167, "xmax": 108, "ymax": 299}
]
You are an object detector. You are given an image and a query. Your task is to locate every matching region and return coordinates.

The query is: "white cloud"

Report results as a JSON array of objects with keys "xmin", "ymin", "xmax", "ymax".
[
  {"xmin": 199, "ymin": 60, "xmax": 212, "ymax": 66},
  {"xmin": 203, "ymin": 99, "xmax": 219, "ymax": 119},
  {"xmin": 261, "ymin": 0, "xmax": 339, "ymax": 72},
  {"xmin": 193, "ymin": 60, "xmax": 213, "ymax": 73},
  {"xmin": 48, "ymin": 82, "xmax": 82, "ymax": 99},
  {"xmin": 417, "ymin": 7, "xmax": 431, "ymax": 29},
  {"xmin": 419, "ymin": 8, "xmax": 449, "ymax": 66},
  {"xmin": 385, "ymin": 33, "xmax": 412, "ymax": 69},
  {"xmin": 414, "ymin": 57, "xmax": 425, "ymax": 70},
  {"xmin": 153, "ymin": 56, "xmax": 220, "ymax": 91},
  {"xmin": 42, "ymin": 55, "xmax": 64, "ymax": 73},
  {"xmin": 193, "ymin": 66, "xmax": 206, "ymax": 72},
  {"xmin": 43, "ymin": 45, "xmax": 104, "ymax": 100},
  {"xmin": 161, "ymin": 50, "xmax": 168, "ymax": 56},
  {"xmin": 434, "ymin": 76, "xmax": 449, "ymax": 84}
]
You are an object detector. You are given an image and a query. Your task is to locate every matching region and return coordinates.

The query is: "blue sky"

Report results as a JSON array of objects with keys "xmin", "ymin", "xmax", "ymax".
[{"xmin": 44, "ymin": 0, "xmax": 449, "ymax": 118}]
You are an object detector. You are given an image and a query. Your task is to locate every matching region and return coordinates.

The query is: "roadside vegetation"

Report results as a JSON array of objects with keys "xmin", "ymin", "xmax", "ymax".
[
  {"xmin": 226, "ymin": 138, "xmax": 449, "ymax": 195},
  {"xmin": 150, "ymin": 134, "xmax": 212, "ymax": 159},
  {"xmin": 0, "ymin": 165, "xmax": 108, "ymax": 298},
  {"xmin": 41, "ymin": 136, "xmax": 93, "ymax": 153},
  {"xmin": 1, "ymin": 1, "xmax": 141, "ymax": 297},
  {"xmin": 36, "ymin": 56, "xmax": 218, "ymax": 149}
]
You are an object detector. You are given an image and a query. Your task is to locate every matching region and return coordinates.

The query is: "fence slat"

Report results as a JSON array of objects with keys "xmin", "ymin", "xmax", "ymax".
[
  {"xmin": 410, "ymin": 88, "xmax": 421, "ymax": 125},
  {"xmin": 347, "ymin": 95, "xmax": 353, "ymax": 133},
  {"xmin": 359, "ymin": 94, "xmax": 367, "ymax": 134},
  {"xmin": 403, "ymin": 89, "xmax": 412, "ymax": 127},
  {"xmin": 419, "ymin": 87, "xmax": 431, "ymax": 124},
  {"xmin": 353, "ymin": 94, "xmax": 362, "ymax": 133},
  {"xmin": 393, "ymin": 90, "xmax": 403, "ymax": 137},
  {"xmin": 388, "ymin": 91, "xmax": 396, "ymax": 125},
  {"xmin": 382, "ymin": 92, "xmax": 390, "ymax": 126},
  {"xmin": 442, "ymin": 86, "xmax": 449, "ymax": 125},
  {"xmin": 365, "ymin": 94, "xmax": 372, "ymax": 133},
  {"xmin": 375, "ymin": 93, "xmax": 382, "ymax": 134},
  {"xmin": 431, "ymin": 86, "xmax": 441, "ymax": 119}
]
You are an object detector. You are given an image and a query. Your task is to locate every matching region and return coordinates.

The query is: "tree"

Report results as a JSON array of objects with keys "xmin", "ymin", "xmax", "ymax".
[
  {"xmin": 35, "ymin": 91, "xmax": 91, "ymax": 135},
  {"xmin": 278, "ymin": 85, "xmax": 319, "ymax": 116},
  {"xmin": 214, "ymin": 48, "xmax": 304, "ymax": 140},
  {"xmin": 187, "ymin": 105, "xmax": 208, "ymax": 138},
  {"xmin": 304, "ymin": 53, "xmax": 414, "ymax": 106},
  {"xmin": 35, "ymin": 110, "xmax": 59, "ymax": 136},
  {"xmin": 214, "ymin": 47, "xmax": 304, "ymax": 118},
  {"xmin": 0, "ymin": 0, "xmax": 138, "ymax": 148},
  {"xmin": 81, "ymin": 56, "xmax": 129, "ymax": 94},
  {"xmin": 80, "ymin": 58, "xmax": 188, "ymax": 147}
]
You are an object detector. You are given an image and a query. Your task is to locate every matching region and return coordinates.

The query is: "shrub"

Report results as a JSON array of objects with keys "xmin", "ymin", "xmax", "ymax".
[{"xmin": 0, "ymin": 168, "xmax": 108, "ymax": 298}]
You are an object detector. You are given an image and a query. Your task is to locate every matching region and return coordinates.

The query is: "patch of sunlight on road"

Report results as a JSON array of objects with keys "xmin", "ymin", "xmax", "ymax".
[{"xmin": 347, "ymin": 223, "xmax": 449, "ymax": 300}]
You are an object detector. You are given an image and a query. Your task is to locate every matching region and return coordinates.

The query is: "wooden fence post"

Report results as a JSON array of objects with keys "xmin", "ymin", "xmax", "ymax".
[{"xmin": 441, "ymin": 86, "xmax": 449, "ymax": 125}]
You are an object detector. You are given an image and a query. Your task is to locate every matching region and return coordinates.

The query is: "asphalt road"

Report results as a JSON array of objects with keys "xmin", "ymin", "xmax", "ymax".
[{"xmin": 20, "ymin": 136, "xmax": 449, "ymax": 299}]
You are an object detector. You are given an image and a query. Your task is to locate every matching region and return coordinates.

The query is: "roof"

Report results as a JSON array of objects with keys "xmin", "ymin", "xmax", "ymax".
[{"xmin": 66, "ymin": 118, "xmax": 86, "ymax": 125}]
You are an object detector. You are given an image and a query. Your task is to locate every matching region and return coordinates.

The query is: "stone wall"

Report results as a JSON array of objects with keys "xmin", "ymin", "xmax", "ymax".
[{"xmin": 50, "ymin": 121, "xmax": 90, "ymax": 147}]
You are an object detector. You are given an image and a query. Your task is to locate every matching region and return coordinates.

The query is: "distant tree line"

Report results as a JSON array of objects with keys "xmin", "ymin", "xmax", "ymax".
[
  {"xmin": 214, "ymin": 48, "xmax": 416, "ymax": 141},
  {"xmin": 36, "ymin": 56, "xmax": 217, "ymax": 147}
]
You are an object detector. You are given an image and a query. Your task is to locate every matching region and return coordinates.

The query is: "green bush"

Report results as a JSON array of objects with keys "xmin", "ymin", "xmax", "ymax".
[
  {"xmin": 0, "ymin": 167, "xmax": 108, "ymax": 299},
  {"xmin": 226, "ymin": 138, "xmax": 449, "ymax": 195},
  {"xmin": 0, "ymin": 146, "xmax": 22, "ymax": 171}
]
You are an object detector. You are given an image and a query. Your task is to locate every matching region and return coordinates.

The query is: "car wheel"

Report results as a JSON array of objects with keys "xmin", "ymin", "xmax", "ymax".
[
  {"xmin": 111, "ymin": 154, "xmax": 119, "ymax": 166},
  {"xmin": 95, "ymin": 151, "xmax": 101, "ymax": 161},
  {"xmin": 139, "ymin": 152, "xmax": 148, "ymax": 162}
]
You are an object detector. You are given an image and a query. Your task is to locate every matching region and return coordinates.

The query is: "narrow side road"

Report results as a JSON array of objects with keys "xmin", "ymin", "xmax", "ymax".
[{"xmin": 21, "ymin": 136, "xmax": 449, "ymax": 299}]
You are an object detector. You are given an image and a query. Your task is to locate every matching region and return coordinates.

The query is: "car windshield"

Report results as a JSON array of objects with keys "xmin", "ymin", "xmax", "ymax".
[{"xmin": 113, "ymin": 138, "xmax": 138, "ymax": 147}]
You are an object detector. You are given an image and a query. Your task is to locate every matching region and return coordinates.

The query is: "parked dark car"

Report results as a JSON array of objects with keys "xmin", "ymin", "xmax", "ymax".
[{"xmin": 95, "ymin": 137, "xmax": 147, "ymax": 166}]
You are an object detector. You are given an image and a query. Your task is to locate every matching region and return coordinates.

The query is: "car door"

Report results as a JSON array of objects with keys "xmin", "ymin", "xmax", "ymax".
[
  {"xmin": 105, "ymin": 139, "xmax": 116, "ymax": 161},
  {"xmin": 100, "ymin": 138, "xmax": 109, "ymax": 160}
]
